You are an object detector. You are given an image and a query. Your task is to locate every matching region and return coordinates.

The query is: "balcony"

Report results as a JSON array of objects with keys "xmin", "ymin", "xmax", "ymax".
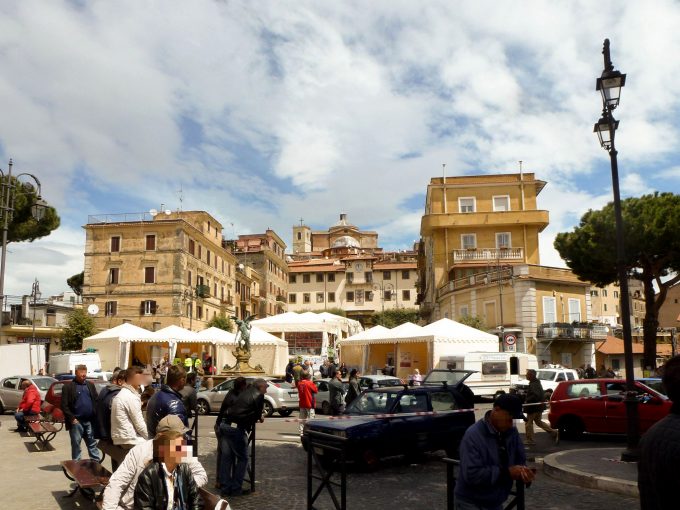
[
  {"xmin": 195, "ymin": 284, "xmax": 211, "ymax": 298},
  {"xmin": 437, "ymin": 267, "xmax": 514, "ymax": 298},
  {"xmin": 276, "ymin": 294, "xmax": 287, "ymax": 303},
  {"xmin": 452, "ymin": 247, "xmax": 524, "ymax": 263},
  {"xmin": 537, "ymin": 323, "xmax": 609, "ymax": 341},
  {"xmin": 221, "ymin": 297, "xmax": 234, "ymax": 306}
]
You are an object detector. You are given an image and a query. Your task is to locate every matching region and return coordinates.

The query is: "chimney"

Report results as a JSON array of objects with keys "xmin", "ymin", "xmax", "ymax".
[
  {"xmin": 340, "ymin": 213, "xmax": 347, "ymax": 222},
  {"xmin": 22, "ymin": 295, "xmax": 30, "ymax": 320}
]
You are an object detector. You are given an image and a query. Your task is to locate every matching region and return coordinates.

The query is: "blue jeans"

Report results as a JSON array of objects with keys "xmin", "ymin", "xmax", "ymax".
[
  {"xmin": 218, "ymin": 424, "xmax": 248, "ymax": 494},
  {"xmin": 14, "ymin": 410, "xmax": 37, "ymax": 431},
  {"xmin": 69, "ymin": 420, "xmax": 102, "ymax": 462}
]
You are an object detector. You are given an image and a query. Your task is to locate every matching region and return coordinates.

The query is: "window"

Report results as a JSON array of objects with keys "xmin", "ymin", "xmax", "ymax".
[
  {"xmin": 603, "ymin": 304, "xmax": 608, "ymax": 312},
  {"xmin": 316, "ymin": 273, "xmax": 324, "ymax": 283},
  {"xmin": 188, "ymin": 239, "xmax": 195, "ymax": 256},
  {"xmin": 327, "ymin": 273, "xmax": 335, "ymax": 282},
  {"xmin": 402, "ymin": 290, "xmax": 411, "ymax": 301},
  {"xmin": 461, "ymin": 234, "xmax": 476, "ymax": 250},
  {"xmin": 459, "ymin": 197, "xmax": 476, "ymax": 213},
  {"xmin": 568, "ymin": 298, "xmax": 581, "ymax": 322},
  {"xmin": 602, "ymin": 289, "xmax": 608, "ymax": 297},
  {"xmin": 365, "ymin": 272, "xmax": 373, "ymax": 283},
  {"xmin": 303, "ymin": 274, "xmax": 311, "ymax": 284},
  {"xmin": 365, "ymin": 291, "xmax": 373, "ymax": 302},
  {"xmin": 482, "ymin": 362, "xmax": 508, "ymax": 375},
  {"xmin": 402, "ymin": 270, "xmax": 410, "ymax": 280},
  {"xmin": 144, "ymin": 266, "xmax": 156, "ymax": 284},
  {"xmin": 614, "ymin": 291, "xmax": 619, "ymax": 298},
  {"xmin": 109, "ymin": 268, "xmax": 120, "ymax": 285},
  {"xmin": 496, "ymin": 232, "xmax": 511, "ymax": 249},
  {"xmin": 316, "ymin": 292, "xmax": 324, "ymax": 303},
  {"xmin": 383, "ymin": 271, "xmax": 391, "ymax": 280},
  {"xmin": 110, "ymin": 236, "xmax": 121, "ymax": 252},
  {"xmin": 460, "ymin": 305, "xmax": 469, "ymax": 318},
  {"xmin": 104, "ymin": 301, "xmax": 117, "ymax": 316},
  {"xmin": 493, "ymin": 195, "xmax": 510, "ymax": 212},
  {"xmin": 431, "ymin": 392, "xmax": 458, "ymax": 411},
  {"xmin": 590, "ymin": 290, "xmax": 599, "ymax": 297},
  {"xmin": 384, "ymin": 290, "xmax": 392, "ymax": 301},
  {"xmin": 145, "ymin": 234, "xmax": 156, "ymax": 251},
  {"xmin": 346, "ymin": 272, "xmax": 354, "ymax": 284},
  {"xmin": 543, "ymin": 296, "xmax": 557, "ymax": 323},
  {"xmin": 396, "ymin": 393, "xmax": 428, "ymax": 413},
  {"xmin": 303, "ymin": 293, "xmax": 311, "ymax": 304},
  {"xmin": 566, "ymin": 383, "xmax": 601, "ymax": 398},
  {"xmin": 198, "ymin": 245, "xmax": 202, "ymax": 259},
  {"xmin": 328, "ymin": 292, "xmax": 335, "ymax": 303},
  {"xmin": 206, "ymin": 250, "xmax": 211, "ymax": 265},
  {"xmin": 289, "ymin": 293, "xmax": 296, "ymax": 304},
  {"xmin": 187, "ymin": 270, "xmax": 192, "ymax": 287},
  {"xmin": 196, "ymin": 306, "xmax": 203, "ymax": 320},
  {"xmin": 290, "ymin": 274, "xmax": 297, "ymax": 284},
  {"xmin": 297, "ymin": 232, "xmax": 302, "ymax": 240},
  {"xmin": 141, "ymin": 300, "xmax": 157, "ymax": 315},
  {"xmin": 214, "ymin": 282, "xmax": 218, "ymax": 297},
  {"xmin": 346, "ymin": 291, "xmax": 355, "ymax": 302}
]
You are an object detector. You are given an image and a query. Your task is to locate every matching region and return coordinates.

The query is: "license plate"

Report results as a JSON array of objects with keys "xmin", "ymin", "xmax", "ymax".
[{"xmin": 289, "ymin": 392, "xmax": 298, "ymax": 397}]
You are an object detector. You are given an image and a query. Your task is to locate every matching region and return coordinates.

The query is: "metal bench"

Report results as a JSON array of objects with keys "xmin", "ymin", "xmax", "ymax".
[
  {"xmin": 61, "ymin": 459, "xmax": 111, "ymax": 502},
  {"xmin": 27, "ymin": 418, "xmax": 63, "ymax": 450}
]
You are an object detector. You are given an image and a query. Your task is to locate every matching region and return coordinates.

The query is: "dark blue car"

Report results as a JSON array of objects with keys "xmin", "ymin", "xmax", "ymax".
[{"xmin": 303, "ymin": 370, "xmax": 475, "ymax": 466}]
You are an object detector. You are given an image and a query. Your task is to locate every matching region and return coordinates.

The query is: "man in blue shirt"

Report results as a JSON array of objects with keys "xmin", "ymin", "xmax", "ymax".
[
  {"xmin": 455, "ymin": 394, "xmax": 534, "ymax": 510},
  {"xmin": 61, "ymin": 364, "xmax": 102, "ymax": 461}
]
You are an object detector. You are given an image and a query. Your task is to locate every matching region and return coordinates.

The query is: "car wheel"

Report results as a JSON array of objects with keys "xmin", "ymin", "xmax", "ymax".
[
  {"xmin": 279, "ymin": 409, "xmax": 293, "ymax": 417},
  {"xmin": 559, "ymin": 415, "xmax": 585, "ymax": 440},
  {"xmin": 262, "ymin": 401, "xmax": 274, "ymax": 417},
  {"xmin": 321, "ymin": 401, "xmax": 331, "ymax": 415},
  {"xmin": 196, "ymin": 399, "xmax": 210, "ymax": 416}
]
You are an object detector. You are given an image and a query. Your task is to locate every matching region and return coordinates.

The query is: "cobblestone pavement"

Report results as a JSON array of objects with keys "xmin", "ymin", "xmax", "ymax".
[{"xmin": 202, "ymin": 437, "xmax": 639, "ymax": 510}]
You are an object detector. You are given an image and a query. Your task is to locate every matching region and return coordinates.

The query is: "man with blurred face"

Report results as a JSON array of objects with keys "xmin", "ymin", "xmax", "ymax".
[
  {"xmin": 111, "ymin": 366, "xmax": 148, "ymax": 449},
  {"xmin": 455, "ymin": 394, "xmax": 534, "ymax": 510},
  {"xmin": 61, "ymin": 364, "xmax": 101, "ymax": 461}
]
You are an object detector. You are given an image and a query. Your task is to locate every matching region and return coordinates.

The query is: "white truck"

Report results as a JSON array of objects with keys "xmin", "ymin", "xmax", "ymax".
[
  {"xmin": 511, "ymin": 365, "xmax": 580, "ymax": 401},
  {"xmin": 0, "ymin": 343, "xmax": 46, "ymax": 378},
  {"xmin": 437, "ymin": 352, "xmax": 538, "ymax": 398},
  {"xmin": 48, "ymin": 351, "xmax": 102, "ymax": 377}
]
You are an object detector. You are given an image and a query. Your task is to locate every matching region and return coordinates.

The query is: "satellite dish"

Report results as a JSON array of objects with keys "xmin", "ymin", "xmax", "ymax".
[
  {"xmin": 87, "ymin": 304, "xmax": 99, "ymax": 316},
  {"xmin": 164, "ymin": 209, "xmax": 171, "ymax": 216},
  {"xmin": 149, "ymin": 209, "xmax": 158, "ymax": 217}
]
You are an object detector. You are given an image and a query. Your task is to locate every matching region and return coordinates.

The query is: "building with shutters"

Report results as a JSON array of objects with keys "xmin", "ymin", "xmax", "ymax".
[
  {"xmin": 81, "ymin": 210, "xmax": 238, "ymax": 331},
  {"xmin": 417, "ymin": 172, "xmax": 607, "ymax": 369}
]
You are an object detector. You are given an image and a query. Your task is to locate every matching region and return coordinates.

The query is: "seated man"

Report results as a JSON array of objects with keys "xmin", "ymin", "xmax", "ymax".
[
  {"xmin": 14, "ymin": 379, "xmax": 41, "ymax": 432},
  {"xmin": 102, "ymin": 416, "xmax": 207, "ymax": 510}
]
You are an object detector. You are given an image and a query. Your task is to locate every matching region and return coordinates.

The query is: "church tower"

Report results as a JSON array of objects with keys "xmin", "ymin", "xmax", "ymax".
[{"xmin": 292, "ymin": 221, "xmax": 312, "ymax": 254}]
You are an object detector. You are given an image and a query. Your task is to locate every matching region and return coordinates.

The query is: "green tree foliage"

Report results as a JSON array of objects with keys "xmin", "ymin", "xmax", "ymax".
[
  {"xmin": 372, "ymin": 308, "xmax": 420, "ymax": 328},
  {"xmin": 67, "ymin": 271, "xmax": 84, "ymax": 296},
  {"xmin": 554, "ymin": 192, "xmax": 680, "ymax": 369},
  {"xmin": 61, "ymin": 308, "xmax": 96, "ymax": 351},
  {"xmin": 207, "ymin": 313, "xmax": 234, "ymax": 332},
  {"xmin": 6, "ymin": 179, "xmax": 60, "ymax": 243},
  {"xmin": 457, "ymin": 315, "xmax": 486, "ymax": 331}
]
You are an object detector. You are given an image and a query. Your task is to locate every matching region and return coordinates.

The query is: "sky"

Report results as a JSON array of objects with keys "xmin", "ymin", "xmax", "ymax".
[{"xmin": 1, "ymin": 0, "xmax": 680, "ymax": 298}]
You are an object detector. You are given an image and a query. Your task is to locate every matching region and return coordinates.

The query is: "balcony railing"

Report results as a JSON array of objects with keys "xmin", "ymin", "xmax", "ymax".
[
  {"xmin": 452, "ymin": 247, "xmax": 524, "ymax": 263},
  {"xmin": 195, "ymin": 284, "xmax": 210, "ymax": 298},
  {"xmin": 276, "ymin": 294, "xmax": 287, "ymax": 303},
  {"xmin": 537, "ymin": 323, "xmax": 609, "ymax": 340},
  {"xmin": 437, "ymin": 267, "xmax": 514, "ymax": 298}
]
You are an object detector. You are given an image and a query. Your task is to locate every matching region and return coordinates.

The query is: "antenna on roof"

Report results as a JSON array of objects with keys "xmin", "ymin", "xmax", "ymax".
[
  {"xmin": 519, "ymin": 160, "xmax": 523, "ymax": 179},
  {"xmin": 442, "ymin": 163, "xmax": 446, "ymax": 181},
  {"xmin": 178, "ymin": 184, "xmax": 184, "ymax": 211}
]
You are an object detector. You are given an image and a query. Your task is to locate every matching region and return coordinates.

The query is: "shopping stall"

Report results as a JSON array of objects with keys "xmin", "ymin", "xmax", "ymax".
[{"xmin": 82, "ymin": 323, "xmax": 157, "ymax": 370}]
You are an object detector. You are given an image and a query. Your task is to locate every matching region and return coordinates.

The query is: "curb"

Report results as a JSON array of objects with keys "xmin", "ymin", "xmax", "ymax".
[{"xmin": 543, "ymin": 448, "xmax": 638, "ymax": 497}]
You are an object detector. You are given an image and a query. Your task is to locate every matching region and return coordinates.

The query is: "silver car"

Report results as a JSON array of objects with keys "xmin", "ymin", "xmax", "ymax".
[
  {"xmin": 314, "ymin": 378, "xmax": 349, "ymax": 414},
  {"xmin": 196, "ymin": 377, "xmax": 299, "ymax": 417},
  {"xmin": 0, "ymin": 375, "xmax": 56, "ymax": 414}
]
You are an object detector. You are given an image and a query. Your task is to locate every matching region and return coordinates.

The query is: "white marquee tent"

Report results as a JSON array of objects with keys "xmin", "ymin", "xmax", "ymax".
[
  {"xmin": 209, "ymin": 326, "xmax": 289, "ymax": 376},
  {"xmin": 82, "ymin": 323, "xmax": 157, "ymax": 370}
]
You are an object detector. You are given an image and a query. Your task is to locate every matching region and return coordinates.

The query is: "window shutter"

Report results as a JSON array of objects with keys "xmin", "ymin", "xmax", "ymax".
[
  {"xmin": 150, "ymin": 301, "xmax": 157, "ymax": 314},
  {"xmin": 112, "ymin": 302, "xmax": 117, "ymax": 315},
  {"xmin": 140, "ymin": 301, "xmax": 145, "ymax": 315}
]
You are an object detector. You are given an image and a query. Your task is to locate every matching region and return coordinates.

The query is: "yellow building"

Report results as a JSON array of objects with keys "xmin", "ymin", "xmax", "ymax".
[
  {"xmin": 418, "ymin": 173, "xmax": 606, "ymax": 369},
  {"xmin": 82, "ymin": 210, "xmax": 237, "ymax": 332}
]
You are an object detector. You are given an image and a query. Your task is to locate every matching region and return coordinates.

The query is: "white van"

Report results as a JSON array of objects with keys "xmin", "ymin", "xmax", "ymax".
[
  {"xmin": 48, "ymin": 351, "xmax": 102, "ymax": 377},
  {"xmin": 437, "ymin": 352, "xmax": 538, "ymax": 397}
]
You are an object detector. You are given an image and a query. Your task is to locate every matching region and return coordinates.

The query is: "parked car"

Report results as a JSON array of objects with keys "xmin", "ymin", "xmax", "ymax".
[
  {"xmin": 44, "ymin": 378, "xmax": 109, "ymax": 409},
  {"xmin": 196, "ymin": 377, "xmax": 299, "ymax": 417},
  {"xmin": 548, "ymin": 379, "xmax": 672, "ymax": 438},
  {"xmin": 512, "ymin": 366, "xmax": 579, "ymax": 401},
  {"xmin": 358, "ymin": 375, "xmax": 402, "ymax": 390},
  {"xmin": 303, "ymin": 370, "xmax": 475, "ymax": 466},
  {"xmin": 0, "ymin": 375, "xmax": 56, "ymax": 414},
  {"xmin": 637, "ymin": 377, "xmax": 665, "ymax": 395},
  {"xmin": 314, "ymin": 378, "xmax": 350, "ymax": 414}
]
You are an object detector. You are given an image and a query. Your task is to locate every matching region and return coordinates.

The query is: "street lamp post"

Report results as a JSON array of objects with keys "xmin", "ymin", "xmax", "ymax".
[
  {"xmin": 30, "ymin": 278, "xmax": 42, "ymax": 374},
  {"xmin": 0, "ymin": 159, "xmax": 47, "ymax": 314},
  {"xmin": 593, "ymin": 38, "xmax": 639, "ymax": 461}
]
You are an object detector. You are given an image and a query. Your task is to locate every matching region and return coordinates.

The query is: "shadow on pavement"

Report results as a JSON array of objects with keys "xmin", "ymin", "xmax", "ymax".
[{"xmin": 38, "ymin": 463, "xmax": 64, "ymax": 472}]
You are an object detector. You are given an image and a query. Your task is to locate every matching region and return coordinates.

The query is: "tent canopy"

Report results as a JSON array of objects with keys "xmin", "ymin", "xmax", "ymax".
[
  {"xmin": 252, "ymin": 312, "xmax": 362, "ymax": 335},
  {"xmin": 84, "ymin": 323, "xmax": 155, "ymax": 343},
  {"xmin": 422, "ymin": 318, "xmax": 500, "ymax": 342},
  {"xmin": 195, "ymin": 327, "xmax": 236, "ymax": 343},
  {"xmin": 149, "ymin": 325, "xmax": 199, "ymax": 343}
]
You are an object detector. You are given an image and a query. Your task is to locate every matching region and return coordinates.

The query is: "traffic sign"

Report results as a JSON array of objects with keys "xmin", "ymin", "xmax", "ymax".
[{"xmin": 504, "ymin": 334, "xmax": 517, "ymax": 346}]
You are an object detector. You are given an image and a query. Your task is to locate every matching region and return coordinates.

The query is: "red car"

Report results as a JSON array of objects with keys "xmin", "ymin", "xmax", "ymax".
[
  {"xmin": 548, "ymin": 379, "xmax": 672, "ymax": 438},
  {"xmin": 43, "ymin": 379, "xmax": 109, "ymax": 422}
]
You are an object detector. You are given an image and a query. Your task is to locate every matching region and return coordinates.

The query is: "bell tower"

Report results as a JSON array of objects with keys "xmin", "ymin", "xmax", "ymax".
[{"xmin": 292, "ymin": 218, "xmax": 312, "ymax": 254}]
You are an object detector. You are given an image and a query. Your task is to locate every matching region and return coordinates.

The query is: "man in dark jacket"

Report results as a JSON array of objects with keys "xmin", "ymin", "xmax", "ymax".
[
  {"xmin": 145, "ymin": 365, "xmax": 189, "ymax": 437},
  {"xmin": 215, "ymin": 377, "xmax": 247, "ymax": 497},
  {"xmin": 93, "ymin": 369, "xmax": 125, "ymax": 440},
  {"xmin": 61, "ymin": 364, "xmax": 102, "ymax": 461},
  {"xmin": 221, "ymin": 378, "xmax": 267, "ymax": 496},
  {"xmin": 639, "ymin": 355, "xmax": 680, "ymax": 510},
  {"xmin": 133, "ymin": 430, "xmax": 202, "ymax": 510},
  {"xmin": 524, "ymin": 369, "xmax": 558, "ymax": 446},
  {"xmin": 455, "ymin": 394, "xmax": 534, "ymax": 510},
  {"xmin": 328, "ymin": 370, "xmax": 345, "ymax": 415}
]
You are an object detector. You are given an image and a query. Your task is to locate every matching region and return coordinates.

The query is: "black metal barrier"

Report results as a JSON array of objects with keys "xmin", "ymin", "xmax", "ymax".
[
  {"xmin": 192, "ymin": 413, "xmax": 199, "ymax": 456},
  {"xmin": 245, "ymin": 425, "xmax": 256, "ymax": 492},
  {"xmin": 306, "ymin": 430, "xmax": 347, "ymax": 510},
  {"xmin": 443, "ymin": 457, "xmax": 526, "ymax": 510}
]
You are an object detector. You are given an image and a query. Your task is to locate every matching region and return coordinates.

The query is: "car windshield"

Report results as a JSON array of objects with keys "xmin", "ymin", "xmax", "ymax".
[
  {"xmin": 32, "ymin": 377, "xmax": 56, "ymax": 391},
  {"xmin": 537, "ymin": 371, "xmax": 556, "ymax": 381},
  {"xmin": 270, "ymin": 381, "xmax": 295, "ymax": 389},
  {"xmin": 423, "ymin": 370, "xmax": 469, "ymax": 387},
  {"xmin": 376, "ymin": 379, "xmax": 401, "ymax": 387},
  {"xmin": 348, "ymin": 391, "xmax": 402, "ymax": 415}
]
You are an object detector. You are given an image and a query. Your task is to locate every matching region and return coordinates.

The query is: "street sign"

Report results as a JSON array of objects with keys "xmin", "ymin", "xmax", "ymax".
[{"xmin": 504, "ymin": 333, "xmax": 517, "ymax": 346}]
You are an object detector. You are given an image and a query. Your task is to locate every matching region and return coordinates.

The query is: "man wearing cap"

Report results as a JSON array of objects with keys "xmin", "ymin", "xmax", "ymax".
[
  {"xmin": 455, "ymin": 394, "xmax": 535, "ymax": 510},
  {"xmin": 102, "ymin": 415, "xmax": 208, "ymax": 510}
]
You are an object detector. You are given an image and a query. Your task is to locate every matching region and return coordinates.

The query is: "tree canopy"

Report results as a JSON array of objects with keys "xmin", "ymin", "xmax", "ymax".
[
  {"xmin": 6, "ymin": 180, "xmax": 60, "ymax": 243},
  {"xmin": 554, "ymin": 192, "xmax": 680, "ymax": 368},
  {"xmin": 457, "ymin": 315, "xmax": 486, "ymax": 331},
  {"xmin": 207, "ymin": 313, "xmax": 234, "ymax": 332},
  {"xmin": 67, "ymin": 271, "xmax": 84, "ymax": 296},
  {"xmin": 372, "ymin": 308, "xmax": 420, "ymax": 328},
  {"xmin": 61, "ymin": 308, "xmax": 96, "ymax": 351}
]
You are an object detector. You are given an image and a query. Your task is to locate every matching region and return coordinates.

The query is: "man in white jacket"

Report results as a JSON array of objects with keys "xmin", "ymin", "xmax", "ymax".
[
  {"xmin": 111, "ymin": 366, "xmax": 148, "ymax": 448},
  {"xmin": 102, "ymin": 415, "xmax": 208, "ymax": 510}
]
